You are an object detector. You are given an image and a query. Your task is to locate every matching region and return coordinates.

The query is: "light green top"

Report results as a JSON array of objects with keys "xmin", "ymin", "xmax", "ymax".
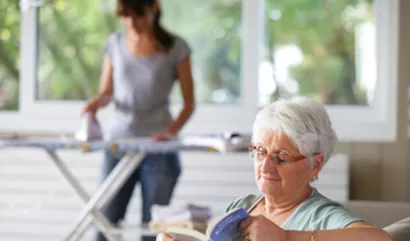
[{"xmin": 224, "ymin": 188, "xmax": 361, "ymax": 231}]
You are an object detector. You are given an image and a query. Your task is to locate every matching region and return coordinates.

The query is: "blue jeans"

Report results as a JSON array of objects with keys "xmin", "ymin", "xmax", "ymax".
[{"xmin": 95, "ymin": 151, "xmax": 181, "ymax": 241}]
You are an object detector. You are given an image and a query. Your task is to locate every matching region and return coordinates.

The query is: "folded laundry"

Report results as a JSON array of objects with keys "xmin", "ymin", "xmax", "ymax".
[{"xmin": 149, "ymin": 203, "xmax": 212, "ymax": 233}]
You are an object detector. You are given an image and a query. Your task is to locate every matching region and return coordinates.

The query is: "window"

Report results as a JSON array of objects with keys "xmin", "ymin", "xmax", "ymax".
[
  {"xmin": 36, "ymin": 0, "xmax": 119, "ymax": 101},
  {"xmin": 259, "ymin": 0, "xmax": 376, "ymax": 106},
  {"xmin": 0, "ymin": 1, "xmax": 20, "ymax": 111},
  {"xmin": 163, "ymin": 0, "xmax": 242, "ymax": 104},
  {"xmin": 36, "ymin": 0, "xmax": 242, "ymax": 105},
  {"xmin": 257, "ymin": 0, "xmax": 398, "ymax": 141},
  {"xmin": 0, "ymin": 0, "xmax": 399, "ymax": 142}
]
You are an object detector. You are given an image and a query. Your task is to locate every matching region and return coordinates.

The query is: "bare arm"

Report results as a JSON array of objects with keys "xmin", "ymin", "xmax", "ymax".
[
  {"xmin": 82, "ymin": 56, "xmax": 113, "ymax": 115},
  {"xmin": 95, "ymin": 56, "xmax": 114, "ymax": 107},
  {"xmin": 286, "ymin": 222, "xmax": 392, "ymax": 241},
  {"xmin": 167, "ymin": 55, "xmax": 195, "ymax": 134},
  {"xmin": 241, "ymin": 215, "xmax": 392, "ymax": 241}
]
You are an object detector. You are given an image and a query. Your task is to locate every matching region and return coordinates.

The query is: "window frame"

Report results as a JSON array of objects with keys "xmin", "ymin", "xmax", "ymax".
[{"xmin": 0, "ymin": 0, "xmax": 399, "ymax": 142}]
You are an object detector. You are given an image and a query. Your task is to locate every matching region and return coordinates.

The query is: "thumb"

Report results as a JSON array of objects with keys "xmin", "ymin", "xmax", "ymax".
[{"xmin": 80, "ymin": 106, "xmax": 87, "ymax": 114}]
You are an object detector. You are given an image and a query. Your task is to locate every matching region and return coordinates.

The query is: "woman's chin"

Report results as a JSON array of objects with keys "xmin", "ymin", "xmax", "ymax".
[{"xmin": 258, "ymin": 179, "xmax": 282, "ymax": 192}]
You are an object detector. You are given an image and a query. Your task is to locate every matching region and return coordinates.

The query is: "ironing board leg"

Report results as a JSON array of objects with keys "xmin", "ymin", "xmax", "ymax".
[
  {"xmin": 45, "ymin": 149, "xmax": 120, "ymax": 241},
  {"xmin": 59, "ymin": 151, "xmax": 145, "ymax": 241}
]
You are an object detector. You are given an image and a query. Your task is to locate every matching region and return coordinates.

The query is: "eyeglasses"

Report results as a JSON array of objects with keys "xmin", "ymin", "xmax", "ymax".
[{"xmin": 248, "ymin": 146, "xmax": 306, "ymax": 165}]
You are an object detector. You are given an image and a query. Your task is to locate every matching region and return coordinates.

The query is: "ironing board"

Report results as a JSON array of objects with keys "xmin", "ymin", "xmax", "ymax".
[{"xmin": 0, "ymin": 134, "xmax": 250, "ymax": 241}]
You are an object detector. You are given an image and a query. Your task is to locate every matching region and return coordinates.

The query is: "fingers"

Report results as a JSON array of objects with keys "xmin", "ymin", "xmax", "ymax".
[
  {"xmin": 81, "ymin": 110, "xmax": 96, "ymax": 118},
  {"xmin": 239, "ymin": 216, "xmax": 253, "ymax": 238},
  {"xmin": 151, "ymin": 134, "xmax": 162, "ymax": 141},
  {"xmin": 151, "ymin": 133, "xmax": 171, "ymax": 141},
  {"xmin": 81, "ymin": 106, "xmax": 91, "ymax": 116},
  {"xmin": 80, "ymin": 107, "xmax": 88, "ymax": 115},
  {"xmin": 81, "ymin": 99, "xmax": 98, "ymax": 117},
  {"xmin": 240, "ymin": 216, "xmax": 253, "ymax": 230},
  {"xmin": 156, "ymin": 233, "xmax": 178, "ymax": 241}
]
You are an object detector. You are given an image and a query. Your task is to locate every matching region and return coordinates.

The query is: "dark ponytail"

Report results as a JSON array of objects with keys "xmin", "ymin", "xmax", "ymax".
[{"xmin": 152, "ymin": 9, "xmax": 174, "ymax": 51}]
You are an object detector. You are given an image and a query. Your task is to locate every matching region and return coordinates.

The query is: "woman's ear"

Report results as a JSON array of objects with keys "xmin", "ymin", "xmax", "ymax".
[{"xmin": 312, "ymin": 153, "xmax": 324, "ymax": 176}]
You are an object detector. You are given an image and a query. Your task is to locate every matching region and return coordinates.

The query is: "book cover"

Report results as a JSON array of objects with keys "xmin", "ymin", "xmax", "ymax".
[{"xmin": 208, "ymin": 208, "xmax": 248, "ymax": 241}]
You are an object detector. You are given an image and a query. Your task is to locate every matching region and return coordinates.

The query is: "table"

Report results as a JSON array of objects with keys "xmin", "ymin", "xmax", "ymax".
[{"xmin": 0, "ymin": 134, "xmax": 250, "ymax": 241}]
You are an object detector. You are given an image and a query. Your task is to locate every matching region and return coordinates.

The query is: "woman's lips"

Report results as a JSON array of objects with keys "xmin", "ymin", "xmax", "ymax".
[{"xmin": 261, "ymin": 175, "xmax": 281, "ymax": 182}]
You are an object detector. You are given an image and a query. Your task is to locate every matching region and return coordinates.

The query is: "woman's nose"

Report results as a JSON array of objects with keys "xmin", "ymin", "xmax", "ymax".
[{"xmin": 260, "ymin": 156, "xmax": 279, "ymax": 172}]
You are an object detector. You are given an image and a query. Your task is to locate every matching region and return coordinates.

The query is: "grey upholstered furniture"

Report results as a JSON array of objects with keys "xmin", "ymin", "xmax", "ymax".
[{"xmin": 342, "ymin": 201, "xmax": 410, "ymax": 241}]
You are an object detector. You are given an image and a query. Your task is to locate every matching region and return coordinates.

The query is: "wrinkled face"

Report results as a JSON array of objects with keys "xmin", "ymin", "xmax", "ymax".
[
  {"xmin": 120, "ymin": 6, "xmax": 156, "ymax": 34},
  {"xmin": 252, "ymin": 129, "xmax": 320, "ymax": 203}
]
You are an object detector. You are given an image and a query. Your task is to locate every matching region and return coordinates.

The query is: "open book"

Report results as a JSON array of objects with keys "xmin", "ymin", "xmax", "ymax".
[{"xmin": 167, "ymin": 208, "xmax": 249, "ymax": 241}]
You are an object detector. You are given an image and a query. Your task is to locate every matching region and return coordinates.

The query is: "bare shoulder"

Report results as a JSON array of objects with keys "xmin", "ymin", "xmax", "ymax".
[{"xmin": 346, "ymin": 221, "xmax": 376, "ymax": 228}]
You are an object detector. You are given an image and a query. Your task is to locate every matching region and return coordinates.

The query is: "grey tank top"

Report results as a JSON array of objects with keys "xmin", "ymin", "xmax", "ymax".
[{"xmin": 103, "ymin": 31, "xmax": 191, "ymax": 140}]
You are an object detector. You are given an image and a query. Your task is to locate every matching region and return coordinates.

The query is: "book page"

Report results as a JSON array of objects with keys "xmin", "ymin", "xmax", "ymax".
[
  {"xmin": 169, "ymin": 232, "xmax": 205, "ymax": 241},
  {"xmin": 167, "ymin": 227, "xmax": 209, "ymax": 241}
]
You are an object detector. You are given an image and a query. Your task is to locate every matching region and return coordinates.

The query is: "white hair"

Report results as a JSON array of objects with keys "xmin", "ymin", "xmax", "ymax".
[{"xmin": 252, "ymin": 96, "xmax": 338, "ymax": 166}]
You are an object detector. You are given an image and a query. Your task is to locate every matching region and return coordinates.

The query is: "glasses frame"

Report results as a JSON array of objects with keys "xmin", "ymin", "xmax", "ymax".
[{"xmin": 248, "ymin": 146, "xmax": 306, "ymax": 166}]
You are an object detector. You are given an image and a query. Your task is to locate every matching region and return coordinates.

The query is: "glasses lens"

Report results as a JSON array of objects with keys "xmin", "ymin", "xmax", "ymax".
[{"xmin": 249, "ymin": 149, "xmax": 256, "ymax": 158}]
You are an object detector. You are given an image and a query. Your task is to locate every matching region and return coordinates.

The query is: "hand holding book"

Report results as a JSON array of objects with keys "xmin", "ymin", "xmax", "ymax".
[
  {"xmin": 239, "ymin": 214, "xmax": 287, "ymax": 241},
  {"xmin": 157, "ymin": 207, "xmax": 289, "ymax": 241},
  {"xmin": 162, "ymin": 207, "xmax": 250, "ymax": 241}
]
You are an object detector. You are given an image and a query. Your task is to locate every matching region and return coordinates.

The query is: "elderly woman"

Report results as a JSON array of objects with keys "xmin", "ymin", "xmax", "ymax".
[{"xmin": 157, "ymin": 97, "xmax": 392, "ymax": 241}]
